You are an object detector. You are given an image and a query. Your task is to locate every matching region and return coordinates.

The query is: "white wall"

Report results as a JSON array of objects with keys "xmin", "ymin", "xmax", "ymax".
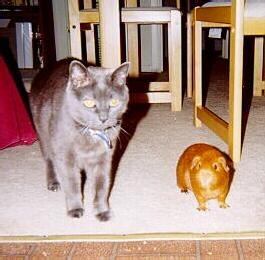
[
  {"xmin": 140, "ymin": 0, "xmax": 163, "ymax": 72},
  {"xmin": 52, "ymin": 0, "xmax": 71, "ymax": 60}
]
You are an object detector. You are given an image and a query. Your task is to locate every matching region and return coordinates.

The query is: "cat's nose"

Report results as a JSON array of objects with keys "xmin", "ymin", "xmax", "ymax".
[{"xmin": 99, "ymin": 113, "xmax": 108, "ymax": 123}]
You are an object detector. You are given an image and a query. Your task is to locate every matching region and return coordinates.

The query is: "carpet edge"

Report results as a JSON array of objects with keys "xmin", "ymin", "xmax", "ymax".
[{"xmin": 0, "ymin": 231, "xmax": 265, "ymax": 243}]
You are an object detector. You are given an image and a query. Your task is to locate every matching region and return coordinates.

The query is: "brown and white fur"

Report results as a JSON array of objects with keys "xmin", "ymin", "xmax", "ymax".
[{"xmin": 176, "ymin": 143, "xmax": 234, "ymax": 211}]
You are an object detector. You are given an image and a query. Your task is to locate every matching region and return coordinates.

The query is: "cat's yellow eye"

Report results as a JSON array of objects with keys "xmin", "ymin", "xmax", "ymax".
[
  {"xmin": 110, "ymin": 98, "xmax": 119, "ymax": 107},
  {"xmin": 83, "ymin": 99, "xmax": 95, "ymax": 108}
]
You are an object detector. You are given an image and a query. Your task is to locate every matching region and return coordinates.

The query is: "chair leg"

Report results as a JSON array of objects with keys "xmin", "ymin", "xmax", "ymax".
[
  {"xmin": 84, "ymin": 0, "xmax": 96, "ymax": 64},
  {"xmin": 125, "ymin": 0, "xmax": 139, "ymax": 77},
  {"xmin": 253, "ymin": 37, "xmax": 265, "ymax": 96},
  {"xmin": 228, "ymin": 1, "xmax": 244, "ymax": 163},
  {"xmin": 168, "ymin": 10, "xmax": 182, "ymax": 112},
  {"xmin": 194, "ymin": 19, "xmax": 202, "ymax": 127},
  {"xmin": 187, "ymin": 13, "xmax": 193, "ymax": 98},
  {"xmin": 68, "ymin": 0, "xmax": 82, "ymax": 59},
  {"xmin": 85, "ymin": 25, "xmax": 96, "ymax": 64},
  {"xmin": 126, "ymin": 24, "xmax": 140, "ymax": 77},
  {"xmin": 99, "ymin": 0, "xmax": 121, "ymax": 68}
]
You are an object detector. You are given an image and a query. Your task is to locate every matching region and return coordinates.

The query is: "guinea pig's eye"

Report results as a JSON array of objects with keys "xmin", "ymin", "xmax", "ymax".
[
  {"xmin": 213, "ymin": 163, "xmax": 219, "ymax": 171},
  {"xmin": 109, "ymin": 98, "xmax": 120, "ymax": 107},
  {"xmin": 196, "ymin": 162, "xmax": 201, "ymax": 169},
  {"xmin": 83, "ymin": 99, "xmax": 95, "ymax": 108}
]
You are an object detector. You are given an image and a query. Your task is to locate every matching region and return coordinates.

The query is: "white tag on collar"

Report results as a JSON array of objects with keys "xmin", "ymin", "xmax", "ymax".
[{"xmin": 88, "ymin": 129, "xmax": 112, "ymax": 149}]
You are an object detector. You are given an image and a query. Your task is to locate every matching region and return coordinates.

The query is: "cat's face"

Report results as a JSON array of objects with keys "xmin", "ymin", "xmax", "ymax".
[{"xmin": 66, "ymin": 61, "xmax": 130, "ymax": 131}]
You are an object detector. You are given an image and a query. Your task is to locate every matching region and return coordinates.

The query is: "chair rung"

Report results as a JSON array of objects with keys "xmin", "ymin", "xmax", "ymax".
[
  {"xmin": 202, "ymin": 21, "xmax": 230, "ymax": 28},
  {"xmin": 130, "ymin": 92, "xmax": 171, "ymax": 103},
  {"xmin": 197, "ymin": 106, "xmax": 228, "ymax": 143},
  {"xmin": 244, "ymin": 18, "xmax": 265, "ymax": 35},
  {"xmin": 195, "ymin": 6, "xmax": 231, "ymax": 24},
  {"xmin": 80, "ymin": 9, "xmax": 99, "ymax": 23},
  {"xmin": 121, "ymin": 7, "xmax": 178, "ymax": 23},
  {"xmin": 149, "ymin": 82, "xmax": 170, "ymax": 91}
]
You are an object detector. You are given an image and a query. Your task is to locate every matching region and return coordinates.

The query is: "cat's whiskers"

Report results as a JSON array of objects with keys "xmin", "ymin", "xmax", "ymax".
[
  {"xmin": 80, "ymin": 126, "xmax": 90, "ymax": 135},
  {"xmin": 119, "ymin": 126, "xmax": 131, "ymax": 137},
  {"xmin": 80, "ymin": 126, "xmax": 86, "ymax": 135},
  {"xmin": 111, "ymin": 126, "xmax": 122, "ymax": 149}
]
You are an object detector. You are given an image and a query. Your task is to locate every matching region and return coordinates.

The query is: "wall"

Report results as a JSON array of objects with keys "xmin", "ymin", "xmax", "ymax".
[{"xmin": 52, "ymin": 0, "xmax": 71, "ymax": 60}]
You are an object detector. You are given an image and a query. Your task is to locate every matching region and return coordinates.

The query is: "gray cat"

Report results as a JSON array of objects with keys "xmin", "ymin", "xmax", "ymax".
[{"xmin": 30, "ymin": 58, "xmax": 130, "ymax": 221}]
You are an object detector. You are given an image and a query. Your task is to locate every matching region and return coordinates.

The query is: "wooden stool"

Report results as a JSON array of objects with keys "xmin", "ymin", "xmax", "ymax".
[
  {"xmin": 192, "ymin": 0, "xmax": 265, "ymax": 162},
  {"xmin": 121, "ymin": 7, "xmax": 182, "ymax": 111}
]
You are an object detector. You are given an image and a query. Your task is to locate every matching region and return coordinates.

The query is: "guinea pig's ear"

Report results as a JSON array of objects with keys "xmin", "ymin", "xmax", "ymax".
[
  {"xmin": 218, "ymin": 156, "xmax": 230, "ymax": 172},
  {"xmin": 191, "ymin": 156, "xmax": 201, "ymax": 170}
]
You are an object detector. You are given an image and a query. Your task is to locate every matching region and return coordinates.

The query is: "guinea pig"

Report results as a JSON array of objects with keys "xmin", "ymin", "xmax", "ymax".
[{"xmin": 176, "ymin": 143, "xmax": 234, "ymax": 211}]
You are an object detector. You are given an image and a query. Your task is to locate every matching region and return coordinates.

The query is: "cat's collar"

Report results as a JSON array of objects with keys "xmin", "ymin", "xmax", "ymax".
[
  {"xmin": 88, "ymin": 129, "xmax": 113, "ymax": 150},
  {"xmin": 77, "ymin": 121, "xmax": 121, "ymax": 149}
]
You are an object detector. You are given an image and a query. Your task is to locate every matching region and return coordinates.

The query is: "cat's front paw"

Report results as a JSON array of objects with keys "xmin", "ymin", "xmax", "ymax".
[
  {"xmin": 96, "ymin": 211, "xmax": 111, "ymax": 222},
  {"xmin": 47, "ymin": 181, "xmax": 61, "ymax": 192},
  {"xmin": 68, "ymin": 208, "xmax": 84, "ymax": 218}
]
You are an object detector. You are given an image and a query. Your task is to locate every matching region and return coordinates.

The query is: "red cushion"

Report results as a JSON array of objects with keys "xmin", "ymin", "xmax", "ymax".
[{"xmin": 0, "ymin": 57, "xmax": 37, "ymax": 149}]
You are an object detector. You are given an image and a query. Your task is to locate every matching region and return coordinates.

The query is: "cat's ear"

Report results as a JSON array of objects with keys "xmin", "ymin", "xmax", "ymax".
[
  {"xmin": 111, "ymin": 62, "xmax": 130, "ymax": 87},
  {"xmin": 69, "ymin": 60, "xmax": 92, "ymax": 88}
]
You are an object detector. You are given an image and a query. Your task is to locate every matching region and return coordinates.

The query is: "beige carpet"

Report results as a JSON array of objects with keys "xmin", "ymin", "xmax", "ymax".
[{"xmin": 0, "ymin": 89, "xmax": 265, "ymax": 239}]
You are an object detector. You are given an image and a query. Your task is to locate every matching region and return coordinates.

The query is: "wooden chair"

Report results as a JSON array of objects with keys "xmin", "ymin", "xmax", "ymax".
[
  {"xmin": 67, "ymin": 0, "xmax": 182, "ymax": 111},
  {"xmin": 122, "ymin": 1, "xmax": 193, "ymax": 102},
  {"xmin": 124, "ymin": 0, "xmax": 180, "ymax": 77},
  {"xmin": 121, "ymin": 7, "xmax": 182, "ymax": 111},
  {"xmin": 68, "ymin": 0, "xmax": 99, "ymax": 63},
  {"xmin": 193, "ymin": 0, "xmax": 265, "ymax": 162}
]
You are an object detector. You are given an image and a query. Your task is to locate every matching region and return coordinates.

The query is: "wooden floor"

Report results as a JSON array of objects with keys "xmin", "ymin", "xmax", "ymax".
[{"xmin": 0, "ymin": 239, "xmax": 265, "ymax": 259}]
